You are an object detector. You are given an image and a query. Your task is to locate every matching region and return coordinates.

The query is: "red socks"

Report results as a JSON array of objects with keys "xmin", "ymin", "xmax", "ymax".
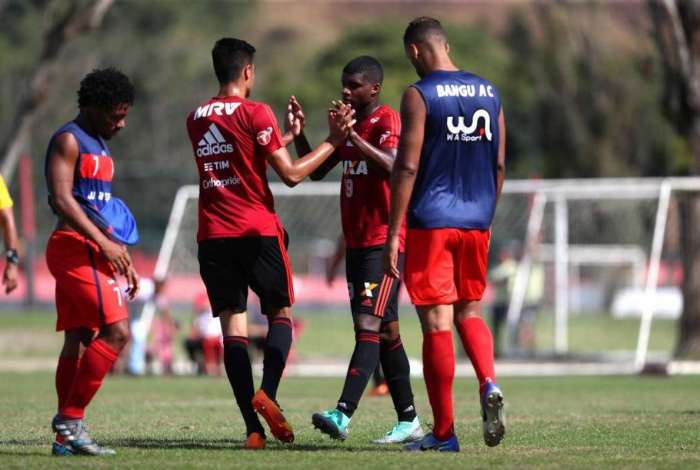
[
  {"xmin": 60, "ymin": 339, "xmax": 119, "ymax": 420},
  {"xmin": 422, "ymin": 330, "xmax": 455, "ymax": 441},
  {"xmin": 55, "ymin": 356, "xmax": 80, "ymax": 443},
  {"xmin": 456, "ymin": 316, "xmax": 496, "ymax": 395},
  {"xmin": 55, "ymin": 356, "xmax": 80, "ymax": 410}
]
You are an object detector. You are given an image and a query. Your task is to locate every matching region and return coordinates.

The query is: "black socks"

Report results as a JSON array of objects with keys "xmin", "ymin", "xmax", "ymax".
[
  {"xmin": 223, "ymin": 336, "xmax": 265, "ymax": 436},
  {"xmin": 260, "ymin": 317, "xmax": 293, "ymax": 401},
  {"xmin": 380, "ymin": 336, "xmax": 417, "ymax": 422},
  {"xmin": 337, "ymin": 330, "xmax": 380, "ymax": 418}
]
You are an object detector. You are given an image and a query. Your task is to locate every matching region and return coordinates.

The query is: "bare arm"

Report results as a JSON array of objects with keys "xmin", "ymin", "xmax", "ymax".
[
  {"xmin": 0, "ymin": 207, "xmax": 18, "ymax": 254},
  {"xmin": 267, "ymin": 143, "xmax": 337, "ymax": 187},
  {"xmin": 348, "ymin": 131, "xmax": 397, "ymax": 174},
  {"xmin": 283, "ymin": 96, "xmax": 340, "ymax": 181},
  {"xmin": 0, "ymin": 207, "xmax": 18, "ymax": 294},
  {"xmin": 295, "ymin": 130, "xmax": 339, "ymax": 182},
  {"xmin": 383, "ymin": 87, "xmax": 426, "ymax": 278},
  {"xmin": 495, "ymin": 107, "xmax": 506, "ymax": 204},
  {"xmin": 47, "ymin": 133, "xmax": 139, "ymax": 297},
  {"xmin": 267, "ymin": 104, "xmax": 353, "ymax": 187},
  {"xmin": 325, "ymin": 235, "xmax": 345, "ymax": 286},
  {"xmin": 309, "ymin": 148, "xmax": 340, "ymax": 181}
]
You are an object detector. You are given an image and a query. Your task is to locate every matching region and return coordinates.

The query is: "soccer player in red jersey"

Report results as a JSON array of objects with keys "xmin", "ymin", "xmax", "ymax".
[
  {"xmin": 45, "ymin": 68, "xmax": 140, "ymax": 456},
  {"xmin": 185, "ymin": 38, "xmax": 353, "ymax": 450},
  {"xmin": 291, "ymin": 56, "xmax": 424, "ymax": 443},
  {"xmin": 384, "ymin": 18, "xmax": 507, "ymax": 451}
]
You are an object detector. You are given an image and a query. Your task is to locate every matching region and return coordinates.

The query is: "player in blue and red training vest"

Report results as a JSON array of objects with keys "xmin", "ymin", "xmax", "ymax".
[
  {"xmin": 45, "ymin": 68, "xmax": 140, "ymax": 457},
  {"xmin": 291, "ymin": 56, "xmax": 424, "ymax": 444},
  {"xmin": 384, "ymin": 17, "xmax": 507, "ymax": 451},
  {"xmin": 185, "ymin": 37, "xmax": 354, "ymax": 450}
]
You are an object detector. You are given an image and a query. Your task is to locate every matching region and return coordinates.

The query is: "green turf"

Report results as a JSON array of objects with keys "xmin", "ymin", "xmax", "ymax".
[
  {"xmin": 0, "ymin": 373, "xmax": 699, "ymax": 468},
  {"xmin": 0, "ymin": 309, "xmax": 678, "ymax": 361}
]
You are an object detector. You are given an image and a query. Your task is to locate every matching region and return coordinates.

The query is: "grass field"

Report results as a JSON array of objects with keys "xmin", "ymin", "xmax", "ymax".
[
  {"xmin": 1, "ymin": 373, "xmax": 699, "ymax": 468},
  {"xmin": 0, "ymin": 309, "xmax": 697, "ymax": 467},
  {"xmin": 0, "ymin": 309, "xmax": 679, "ymax": 362}
]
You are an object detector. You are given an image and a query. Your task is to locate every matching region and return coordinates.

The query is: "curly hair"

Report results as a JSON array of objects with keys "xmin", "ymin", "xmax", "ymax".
[{"xmin": 77, "ymin": 67, "xmax": 135, "ymax": 110}]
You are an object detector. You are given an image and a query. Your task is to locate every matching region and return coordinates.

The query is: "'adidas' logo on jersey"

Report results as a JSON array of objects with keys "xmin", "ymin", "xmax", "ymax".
[{"xmin": 196, "ymin": 123, "xmax": 234, "ymax": 157}]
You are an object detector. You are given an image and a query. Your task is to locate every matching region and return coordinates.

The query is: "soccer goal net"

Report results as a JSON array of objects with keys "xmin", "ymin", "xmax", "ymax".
[{"xmin": 153, "ymin": 177, "xmax": 700, "ymax": 375}]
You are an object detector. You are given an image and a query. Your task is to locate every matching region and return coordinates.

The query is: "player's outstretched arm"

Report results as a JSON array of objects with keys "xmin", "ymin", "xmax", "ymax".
[
  {"xmin": 0, "ymin": 206, "xmax": 18, "ymax": 294},
  {"xmin": 267, "ymin": 104, "xmax": 354, "ymax": 187},
  {"xmin": 383, "ymin": 87, "xmax": 426, "ymax": 278},
  {"xmin": 47, "ymin": 132, "xmax": 138, "ymax": 296},
  {"xmin": 282, "ymin": 96, "xmax": 340, "ymax": 181},
  {"xmin": 495, "ymin": 107, "xmax": 506, "ymax": 204}
]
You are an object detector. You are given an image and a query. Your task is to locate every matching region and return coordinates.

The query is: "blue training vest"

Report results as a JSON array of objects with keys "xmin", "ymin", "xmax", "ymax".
[
  {"xmin": 409, "ymin": 70, "xmax": 501, "ymax": 230},
  {"xmin": 45, "ymin": 121, "xmax": 139, "ymax": 245}
]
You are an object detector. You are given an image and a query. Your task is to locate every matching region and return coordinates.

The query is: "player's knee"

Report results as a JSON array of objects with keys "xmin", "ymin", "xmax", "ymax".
[
  {"xmin": 265, "ymin": 306, "xmax": 292, "ymax": 320},
  {"xmin": 454, "ymin": 310, "xmax": 482, "ymax": 324},
  {"xmin": 103, "ymin": 321, "xmax": 130, "ymax": 349},
  {"xmin": 63, "ymin": 327, "xmax": 94, "ymax": 351},
  {"xmin": 379, "ymin": 321, "xmax": 400, "ymax": 342},
  {"xmin": 454, "ymin": 300, "xmax": 482, "ymax": 323},
  {"xmin": 354, "ymin": 314, "xmax": 381, "ymax": 333}
]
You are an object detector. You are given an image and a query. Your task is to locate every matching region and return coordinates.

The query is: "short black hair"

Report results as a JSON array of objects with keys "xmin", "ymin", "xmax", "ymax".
[
  {"xmin": 342, "ymin": 55, "xmax": 384, "ymax": 85},
  {"xmin": 77, "ymin": 67, "xmax": 135, "ymax": 110},
  {"xmin": 403, "ymin": 16, "xmax": 447, "ymax": 45},
  {"xmin": 212, "ymin": 37, "xmax": 256, "ymax": 84}
]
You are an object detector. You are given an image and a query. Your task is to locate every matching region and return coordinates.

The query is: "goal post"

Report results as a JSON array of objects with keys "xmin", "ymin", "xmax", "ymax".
[{"xmin": 151, "ymin": 177, "xmax": 700, "ymax": 375}]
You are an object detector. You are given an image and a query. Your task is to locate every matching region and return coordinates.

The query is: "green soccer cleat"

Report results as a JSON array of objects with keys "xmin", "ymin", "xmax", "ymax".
[
  {"xmin": 372, "ymin": 417, "xmax": 425, "ymax": 444},
  {"xmin": 311, "ymin": 409, "xmax": 351, "ymax": 441}
]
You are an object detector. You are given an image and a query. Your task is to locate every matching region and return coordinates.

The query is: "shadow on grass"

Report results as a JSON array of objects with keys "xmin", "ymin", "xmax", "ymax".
[
  {"xmin": 0, "ymin": 438, "xmax": 53, "ymax": 457},
  {"xmin": 106, "ymin": 436, "xmax": 401, "ymax": 452}
]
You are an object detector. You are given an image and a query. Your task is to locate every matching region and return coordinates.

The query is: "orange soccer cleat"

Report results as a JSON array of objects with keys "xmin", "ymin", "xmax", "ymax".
[
  {"xmin": 251, "ymin": 389, "xmax": 294, "ymax": 443},
  {"xmin": 244, "ymin": 432, "xmax": 266, "ymax": 450}
]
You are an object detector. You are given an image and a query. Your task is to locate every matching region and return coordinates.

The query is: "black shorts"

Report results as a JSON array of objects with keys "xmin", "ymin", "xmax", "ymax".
[
  {"xmin": 345, "ymin": 245, "xmax": 404, "ymax": 323},
  {"xmin": 198, "ymin": 234, "xmax": 294, "ymax": 316}
]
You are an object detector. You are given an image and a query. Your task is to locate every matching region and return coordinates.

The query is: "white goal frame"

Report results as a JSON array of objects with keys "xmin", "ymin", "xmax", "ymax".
[{"xmin": 152, "ymin": 177, "xmax": 700, "ymax": 374}]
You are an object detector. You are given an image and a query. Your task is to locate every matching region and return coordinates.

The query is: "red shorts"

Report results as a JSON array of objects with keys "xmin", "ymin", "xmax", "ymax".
[
  {"xmin": 46, "ymin": 230, "xmax": 128, "ymax": 331},
  {"xmin": 404, "ymin": 228, "xmax": 490, "ymax": 306}
]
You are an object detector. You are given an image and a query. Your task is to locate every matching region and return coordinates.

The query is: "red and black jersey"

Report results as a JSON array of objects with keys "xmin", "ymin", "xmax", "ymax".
[
  {"xmin": 186, "ymin": 96, "xmax": 284, "ymax": 241},
  {"xmin": 334, "ymin": 104, "xmax": 405, "ymax": 250}
]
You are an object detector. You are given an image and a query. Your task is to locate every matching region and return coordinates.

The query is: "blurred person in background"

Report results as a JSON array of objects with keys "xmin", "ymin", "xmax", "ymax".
[
  {"xmin": 145, "ymin": 291, "xmax": 179, "ymax": 375},
  {"xmin": 185, "ymin": 292, "xmax": 223, "ymax": 376},
  {"xmin": 126, "ymin": 277, "xmax": 169, "ymax": 375},
  {"xmin": 489, "ymin": 246, "xmax": 518, "ymax": 357},
  {"xmin": 0, "ymin": 174, "xmax": 19, "ymax": 294},
  {"xmin": 489, "ymin": 243, "xmax": 544, "ymax": 356}
]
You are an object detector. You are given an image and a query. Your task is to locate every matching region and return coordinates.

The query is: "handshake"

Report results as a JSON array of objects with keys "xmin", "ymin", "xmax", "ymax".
[{"xmin": 284, "ymin": 95, "xmax": 356, "ymax": 147}]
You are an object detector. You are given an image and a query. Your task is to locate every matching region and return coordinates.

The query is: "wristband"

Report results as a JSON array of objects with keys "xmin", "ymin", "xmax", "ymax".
[{"xmin": 5, "ymin": 249, "xmax": 19, "ymax": 265}]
